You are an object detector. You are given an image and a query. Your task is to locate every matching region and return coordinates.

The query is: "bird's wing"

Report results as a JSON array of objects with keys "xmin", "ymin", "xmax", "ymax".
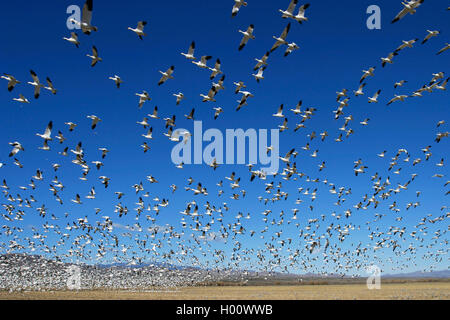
[
  {"xmin": 188, "ymin": 41, "xmax": 195, "ymax": 55},
  {"xmin": 391, "ymin": 7, "xmax": 409, "ymax": 23},
  {"xmin": 286, "ymin": 0, "xmax": 298, "ymax": 14},
  {"xmin": 137, "ymin": 21, "xmax": 147, "ymax": 31},
  {"xmin": 30, "ymin": 70, "xmax": 39, "ymax": 83},
  {"xmin": 280, "ymin": 23, "xmax": 291, "ymax": 40},
  {"xmin": 82, "ymin": 0, "xmax": 94, "ymax": 25}
]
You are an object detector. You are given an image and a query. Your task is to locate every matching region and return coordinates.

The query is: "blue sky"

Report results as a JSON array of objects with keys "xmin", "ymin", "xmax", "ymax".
[{"xmin": 0, "ymin": 0, "xmax": 448, "ymax": 275}]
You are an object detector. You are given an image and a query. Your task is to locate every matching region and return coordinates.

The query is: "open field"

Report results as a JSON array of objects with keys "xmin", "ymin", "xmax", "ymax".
[{"xmin": 1, "ymin": 282, "xmax": 449, "ymax": 300}]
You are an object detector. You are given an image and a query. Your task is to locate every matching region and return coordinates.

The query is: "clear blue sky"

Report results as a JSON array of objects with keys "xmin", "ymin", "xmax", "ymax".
[{"xmin": 0, "ymin": 0, "xmax": 448, "ymax": 276}]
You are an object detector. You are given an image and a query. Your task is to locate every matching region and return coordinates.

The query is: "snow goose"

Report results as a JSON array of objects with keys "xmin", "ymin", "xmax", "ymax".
[
  {"xmin": 158, "ymin": 66, "xmax": 174, "ymax": 85},
  {"xmin": 387, "ymin": 94, "xmax": 408, "ymax": 105},
  {"xmin": 128, "ymin": 21, "xmax": 147, "ymax": 40},
  {"xmin": 391, "ymin": 0, "xmax": 424, "ymax": 24},
  {"xmin": 181, "ymin": 41, "xmax": 196, "ymax": 60},
  {"xmin": 254, "ymin": 52, "xmax": 270, "ymax": 70},
  {"xmin": 192, "ymin": 55, "xmax": 212, "ymax": 69},
  {"xmin": 395, "ymin": 39, "xmax": 419, "ymax": 52},
  {"xmin": 65, "ymin": 122, "xmax": 77, "ymax": 131},
  {"xmin": 136, "ymin": 91, "xmax": 151, "ymax": 108},
  {"xmin": 270, "ymin": 23, "xmax": 291, "ymax": 52},
  {"xmin": 9, "ymin": 142, "xmax": 24, "ymax": 157},
  {"xmin": 280, "ymin": 0, "xmax": 298, "ymax": 19},
  {"xmin": 148, "ymin": 106, "xmax": 159, "ymax": 119},
  {"xmin": 272, "ymin": 104, "xmax": 284, "ymax": 117},
  {"xmin": 1, "ymin": 74, "xmax": 20, "ymax": 92},
  {"xmin": 238, "ymin": 25, "xmax": 255, "ymax": 51},
  {"xmin": 252, "ymin": 66, "xmax": 266, "ymax": 83},
  {"xmin": 354, "ymin": 83, "xmax": 366, "ymax": 96},
  {"xmin": 44, "ymin": 77, "xmax": 57, "ymax": 95},
  {"xmin": 381, "ymin": 52, "xmax": 398, "ymax": 67},
  {"xmin": 108, "ymin": 75, "xmax": 123, "ymax": 88},
  {"xmin": 63, "ymin": 32, "xmax": 80, "ymax": 48},
  {"xmin": 422, "ymin": 30, "xmax": 440, "ymax": 44},
  {"xmin": 294, "ymin": 3, "xmax": 310, "ymax": 24},
  {"xmin": 360, "ymin": 67, "xmax": 375, "ymax": 83},
  {"xmin": 436, "ymin": 43, "xmax": 450, "ymax": 55},
  {"xmin": 173, "ymin": 92, "xmax": 184, "ymax": 105},
  {"xmin": 78, "ymin": 0, "xmax": 98, "ymax": 34},
  {"xmin": 28, "ymin": 70, "xmax": 44, "ymax": 99},
  {"xmin": 13, "ymin": 94, "xmax": 29, "ymax": 104},
  {"xmin": 208, "ymin": 59, "xmax": 222, "ymax": 79},
  {"xmin": 87, "ymin": 115, "xmax": 101, "ymax": 129},
  {"xmin": 36, "ymin": 121, "xmax": 53, "ymax": 141},
  {"xmin": 284, "ymin": 42, "xmax": 299, "ymax": 56},
  {"xmin": 87, "ymin": 46, "xmax": 102, "ymax": 67},
  {"xmin": 232, "ymin": 0, "xmax": 247, "ymax": 17},
  {"xmin": 368, "ymin": 90, "xmax": 381, "ymax": 103}
]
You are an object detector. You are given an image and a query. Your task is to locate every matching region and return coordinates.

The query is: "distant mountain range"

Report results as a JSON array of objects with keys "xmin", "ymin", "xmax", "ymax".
[{"xmin": 383, "ymin": 270, "xmax": 450, "ymax": 278}]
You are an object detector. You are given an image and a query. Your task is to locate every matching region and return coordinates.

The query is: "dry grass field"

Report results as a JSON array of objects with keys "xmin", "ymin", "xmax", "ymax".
[{"xmin": 1, "ymin": 282, "xmax": 449, "ymax": 300}]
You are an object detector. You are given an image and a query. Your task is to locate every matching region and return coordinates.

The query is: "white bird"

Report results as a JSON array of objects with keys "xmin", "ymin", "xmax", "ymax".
[
  {"xmin": 395, "ymin": 39, "xmax": 419, "ymax": 52},
  {"xmin": 86, "ymin": 46, "xmax": 102, "ymax": 67},
  {"xmin": 87, "ymin": 115, "xmax": 101, "ymax": 129},
  {"xmin": 280, "ymin": 148, "xmax": 295, "ymax": 163},
  {"xmin": 36, "ymin": 121, "xmax": 53, "ymax": 141},
  {"xmin": 192, "ymin": 55, "xmax": 212, "ymax": 69},
  {"xmin": 1, "ymin": 74, "xmax": 20, "ymax": 92},
  {"xmin": 381, "ymin": 52, "xmax": 398, "ymax": 67},
  {"xmin": 27, "ymin": 70, "xmax": 44, "ymax": 99},
  {"xmin": 232, "ymin": 0, "xmax": 247, "ymax": 17},
  {"xmin": 200, "ymin": 87, "xmax": 217, "ymax": 102},
  {"xmin": 173, "ymin": 93, "xmax": 185, "ymax": 105},
  {"xmin": 422, "ymin": 30, "xmax": 440, "ymax": 44},
  {"xmin": 284, "ymin": 42, "xmax": 299, "ymax": 57},
  {"xmin": 9, "ymin": 142, "xmax": 24, "ymax": 157},
  {"xmin": 108, "ymin": 75, "xmax": 123, "ymax": 88},
  {"xmin": 44, "ymin": 77, "xmax": 57, "ymax": 95},
  {"xmin": 208, "ymin": 59, "xmax": 222, "ymax": 79},
  {"xmin": 394, "ymin": 80, "xmax": 407, "ymax": 88},
  {"xmin": 158, "ymin": 66, "xmax": 175, "ymax": 86},
  {"xmin": 65, "ymin": 122, "xmax": 77, "ymax": 131},
  {"xmin": 254, "ymin": 52, "xmax": 270, "ymax": 71},
  {"xmin": 279, "ymin": 0, "xmax": 298, "ymax": 19},
  {"xmin": 391, "ymin": 0, "xmax": 425, "ymax": 24},
  {"xmin": 270, "ymin": 23, "xmax": 291, "ymax": 52},
  {"xmin": 63, "ymin": 32, "xmax": 80, "ymax": 48},
  {"xmin": 238, "ymin": 25, "xmax": 255, "ymax": 51},
  {"xmin": 360, "ymin": 67, "xmax": 375, "ymax": 83},
  {"xmin": 436, "ymin": 43, "xmax": 450, "ymax": 55},
  {"xmin": 294, "ymin": 3, "xmax": 310, "ymax": 23},
  {"xmin": 136, "ymin": 91, "xmax": 151, "ymax": 108},
  {"xmin": 252, "ymin": 66, "xmax": 266, "ymax": 83},
  {"xmin": 148, "ymin": 106, "xmax": 159, "ymax": 119},
  {"xmin": 128, "ymin": 21, "xmax": 147, "ymax": 40},
  {"xmin": 234, "ymin": 81, "xmax": 246, "ymax": 94},
  {"xmin": 354, "ymin": 83, "xmax": 366, "ymax": 96},
  {"xmin": 181, "ymin": 41, "xmax": 196, "ymax": 60},
  {"xmin": 13, "ymin": 94, "xmax": 29, "ymax": 104},
  {"xmin": 213, "ymin": 107, "xmax": 223, "ymax": 120},
  {"xmin": 273, "ymin": 104, "xmax": 284, "ymax": 118},
  {"xmin": 71, "ymin": 0, "xmax": 98, "ymax": 34},
  {"xmin": 290, "ymin": 100, "xmax": 302, "ymax": 114},
  {"xmin": 368, "ymin": 90, "xmax": 381, "ymax": 103},
  {"xmin": 387, "ymin": 94, "xmax": 408, "ymax": 106}
]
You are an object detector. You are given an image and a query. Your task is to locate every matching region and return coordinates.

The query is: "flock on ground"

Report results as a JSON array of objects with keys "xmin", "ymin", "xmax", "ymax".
[{"xmin": 0, "ymin": 0, "xmax": 449, "ymax": 284}]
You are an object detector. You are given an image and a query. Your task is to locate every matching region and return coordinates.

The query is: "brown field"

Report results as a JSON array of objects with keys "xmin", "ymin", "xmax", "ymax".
[{"xmin": 1, "ymin": 282, "xmax": 449, "ymax": 300}]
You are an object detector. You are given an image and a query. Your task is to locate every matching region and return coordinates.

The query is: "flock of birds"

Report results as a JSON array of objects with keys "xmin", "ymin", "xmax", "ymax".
[{"xmin": 0, "ymin": 0, "xmax": 448, "ymax": 285}]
